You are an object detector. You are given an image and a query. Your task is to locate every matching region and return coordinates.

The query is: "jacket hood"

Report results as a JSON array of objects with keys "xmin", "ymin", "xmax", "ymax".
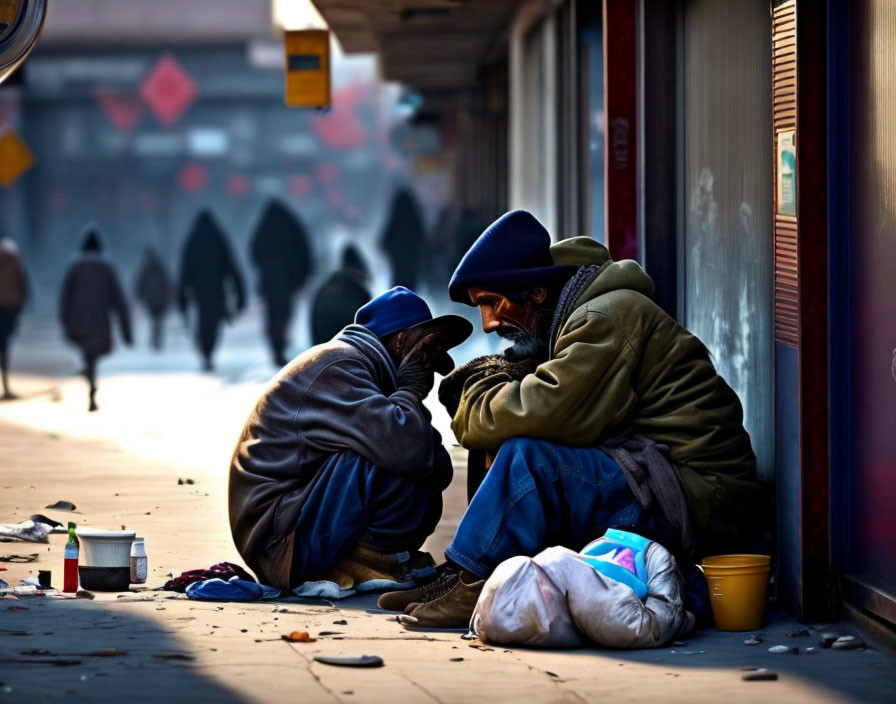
[
  {"xmin": 549, "ymin": 236, "xmax": 654, "ymax": 300},
  {"xmin": 334, "ymin": 324, "xmax": 398, "ymax": 391}
]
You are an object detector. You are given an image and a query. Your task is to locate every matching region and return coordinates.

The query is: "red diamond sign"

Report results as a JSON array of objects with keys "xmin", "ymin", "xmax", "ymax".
[{"xmin": 140, "ymin": 53, "xmax": 198, "ymax": 127}]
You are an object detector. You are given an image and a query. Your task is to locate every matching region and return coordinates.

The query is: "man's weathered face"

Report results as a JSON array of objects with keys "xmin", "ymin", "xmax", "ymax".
[{"xmin": 468, "ymin": 286, "xmax": 552, "ymax": 361}]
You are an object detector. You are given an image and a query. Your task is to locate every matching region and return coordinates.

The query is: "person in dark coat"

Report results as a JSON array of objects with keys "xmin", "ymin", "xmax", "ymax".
[
  {"xmin": 0, "ymin": 237, "xmax": 28, "ymax": 400},
  {"xmin": 59, "ymin": 227, "xmax": 133, "ymax": 412},
  {"xmin": 134, "ymin": 246, "xmax": 173, "ymax": 351},
  {"xmin": 378, "ymin": 187, "xmax": 426, "ymax": 290},
  {"xmin": 177, "ymin": 210, "xmax": 246, "ymax": 372},
  {"xmin": 309, "ymin": 244, "xmax": 372, "ymax": 346},
  {"xmin": 229, "ymin": 287, "xmax": 472, "ymax": 592},
  {"xmin": 250, "ymin": 200, "xmax": 312, "ymax": 367}
]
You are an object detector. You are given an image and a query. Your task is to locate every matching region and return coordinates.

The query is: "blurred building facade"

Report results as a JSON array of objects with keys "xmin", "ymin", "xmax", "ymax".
[{"xmin": 312, "ymin": 0, "xmax": 896, "ymax": 641}]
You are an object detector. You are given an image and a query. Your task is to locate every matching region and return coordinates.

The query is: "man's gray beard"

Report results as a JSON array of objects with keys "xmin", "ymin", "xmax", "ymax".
[{"xmin": 499, "ymin": 328, "xmax": 549, "ymax": 363}]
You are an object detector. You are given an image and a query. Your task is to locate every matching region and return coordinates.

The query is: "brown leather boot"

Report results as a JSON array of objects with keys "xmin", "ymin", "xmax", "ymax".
[
  {"xmin": 377, "ymin": 565, "xmax": 457, "ymax": 612},
  {"xmin": 397, "ymin": 569, "xmax": 484, "ymax": 628}
]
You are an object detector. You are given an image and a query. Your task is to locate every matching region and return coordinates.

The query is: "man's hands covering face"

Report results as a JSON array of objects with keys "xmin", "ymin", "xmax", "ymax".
[
  {"xmin": 396, "ymin": 347, "xmax": 434, "ymax": 400},
  {"xmin": 438, "ymin": 354, "xmax": 537, "ymax": 417}
]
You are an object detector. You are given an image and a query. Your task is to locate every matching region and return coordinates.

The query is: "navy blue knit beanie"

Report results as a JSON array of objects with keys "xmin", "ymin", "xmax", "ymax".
[{"xmin": 447, "ymin": 210, "xmax": 574, "ymax": 305}]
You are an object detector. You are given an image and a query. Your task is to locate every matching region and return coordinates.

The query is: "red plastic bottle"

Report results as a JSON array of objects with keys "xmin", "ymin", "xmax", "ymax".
[{"xmin": 63, "ymin": 522, "xmax": 79, "ymax": 592}]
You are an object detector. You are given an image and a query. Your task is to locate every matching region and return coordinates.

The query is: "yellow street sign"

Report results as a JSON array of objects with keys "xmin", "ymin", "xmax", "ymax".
[
  {"xmin": 284, "ymin": 29, "xmax": 331, "ymax": 108},
  {"xmin": 0, "ymin": 128, "xmax": 35, "ymax": 188}
]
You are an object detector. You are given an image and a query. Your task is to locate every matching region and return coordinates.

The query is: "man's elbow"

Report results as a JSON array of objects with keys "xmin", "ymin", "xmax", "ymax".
[{"xmin": 378, "ymin": 436, "xmax": 435, "ymax": 475}]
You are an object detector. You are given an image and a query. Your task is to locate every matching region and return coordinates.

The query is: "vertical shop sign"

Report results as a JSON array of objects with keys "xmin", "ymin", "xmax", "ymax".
[
  {"xmin": 777, "ymin": 130, "xmax": 796, "ymax": 216},
  {"xmin": 284, "ymin": 30, "xmax": 331, "ymax": 108}
]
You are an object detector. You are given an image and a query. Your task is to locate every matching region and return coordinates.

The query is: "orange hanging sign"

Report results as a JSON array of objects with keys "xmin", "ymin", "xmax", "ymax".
[{"xmin": 284, "ymin": 29, "xmax": 331, "ymax": 108}]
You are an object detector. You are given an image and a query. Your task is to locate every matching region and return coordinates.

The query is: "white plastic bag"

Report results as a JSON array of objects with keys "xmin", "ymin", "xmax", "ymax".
[{"xmin": 471, "ymin": 542, "xmax": 694, "ymax": 648}]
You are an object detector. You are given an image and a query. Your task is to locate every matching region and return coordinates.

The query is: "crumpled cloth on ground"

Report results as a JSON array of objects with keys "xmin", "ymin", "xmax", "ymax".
[
  {"xmin": 176, "ymin": 559, "xmax": 429, "ymax": 602},
  {"xmin": 0, "ymin": 519, "xmax": 50, "ymax": 543},
  {"xmin": 186, "ymin": 574, "xmax": 421, "ymax": 602},
  {"xmin": 164, "ymin": 562, "xmax": 256, "ymax": 592},
  {"xmin": 471, "ymin": 531, "xmax": 694, "ymax": 649},
  {"xmin": 186, "ymin": 577, "xmax": 281, "ymax": 601}
]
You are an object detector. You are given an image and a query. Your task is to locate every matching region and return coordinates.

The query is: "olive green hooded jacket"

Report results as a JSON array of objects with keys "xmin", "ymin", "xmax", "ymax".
[{"xmin": 451, "ymin": 237, "xmax": 763, "ymax": 555}]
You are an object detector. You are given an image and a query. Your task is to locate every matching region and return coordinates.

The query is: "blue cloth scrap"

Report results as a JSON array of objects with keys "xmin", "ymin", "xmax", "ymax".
[{"xmin": 186, "ymin": 576, "xmax": 282, "ymax": 601}]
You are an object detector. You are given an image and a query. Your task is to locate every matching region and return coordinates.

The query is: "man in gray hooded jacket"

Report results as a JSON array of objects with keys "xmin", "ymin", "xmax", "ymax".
[{"xmin": 229, "ymin": 287, "xmax": 472, "ymax": 591}]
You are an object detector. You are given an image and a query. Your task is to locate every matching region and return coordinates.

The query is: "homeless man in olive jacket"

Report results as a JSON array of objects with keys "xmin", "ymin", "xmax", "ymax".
[
  {"xmin": 229, "ymin": 287, "xmax": 472, "ymax": 592},
  {"xmin": 379, "ymin": 210, "xmax": 767, "ymax": 628}
]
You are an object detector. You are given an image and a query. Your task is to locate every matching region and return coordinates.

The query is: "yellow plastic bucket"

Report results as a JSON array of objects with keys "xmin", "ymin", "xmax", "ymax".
[{"xmin": 701, "ymin": 554, "xmax": 771, "ymax": 631}]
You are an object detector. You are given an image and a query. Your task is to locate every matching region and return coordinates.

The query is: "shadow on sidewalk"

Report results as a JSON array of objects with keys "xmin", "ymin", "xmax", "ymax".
[{"xmin": 0, "ymin": 598, "xmax": 248, "ymax": 703}]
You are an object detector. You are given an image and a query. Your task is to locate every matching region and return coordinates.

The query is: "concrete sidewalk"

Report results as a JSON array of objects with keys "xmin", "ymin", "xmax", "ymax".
[{"xmin": 1, "ymin": 372, "xmax": 896, "ymax": 703}]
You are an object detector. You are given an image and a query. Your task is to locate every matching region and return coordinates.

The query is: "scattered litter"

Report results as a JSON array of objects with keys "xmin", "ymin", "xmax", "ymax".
[
  {"xmin": 313, "ymin": 655, "xmax": 383, "ymax": 668},
  {"xmin": 768, "ymin": 645, "xmax": 798, "ymax": 654},
  {"xmin": 0, "ymin": 554, "xmax": 38, "ymax": 563},
  {"xmin": 805, "ymin": 647, "xmax": 817, "ymax": 654},
  {"xmin": 831, "ymin": 636, "xmax": 865, "ymax": 650},
  {"xmin": 819, "ymin": 632, "xmax": 838, "ymax": 648},
  {"xmin": 546, "ymin": 671, "xmax": 558, "ymax": 678},
  {"xmin": 468, "ymin": 640, "xmax": 494, "ymax": 652},
  {"xmin": 115, "ymin": 593, "xmax": 156, "ymax": 602},
  {"xmin": 29, "ymin": 514, "xmax": 63, "ymax": 529},
  {"xmin": 177, "ymin": 478, "xmax": 195, "ymax": 485},
  {"xmin": 152, "ymin": 652, "xmax": 196, "ymax": 661},
  {"xmin": 282, "ymin": 631, "xmax": 316, "ymax": 643},
  {"xmin": 77, "ymin": 589, "xmax": 95, "ymax": 600},
  {"xmin": 333, "ymin": 619, "xmax": 348, "ymax": 625},
  {"xmin": 317, "ymin": 631, "xmax": 343, "ymax": 636},
  {"xmin": 45, "ymin": 501, "xmax": 76, "ymax": 511},
  {"xmin": 744, "ymin": 636, "xmax": 764, "ymax": 646},
  {"xmin": 786, "ymin": 628, "xmax": 811, "ymax": 637},
  {"xmin": 450, "ymin": 657, "xmax": 464, "ymax": 662},
  {"xmin": 743, "ymin": 670, "xmax": 778, "ymax": 682}
]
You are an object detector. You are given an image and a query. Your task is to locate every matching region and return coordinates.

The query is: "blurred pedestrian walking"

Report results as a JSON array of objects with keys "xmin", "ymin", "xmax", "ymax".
[
  {"xmin": 379, "ymin": 186, "xmax": 426, "ymax": 290},
  {"xmin": 309, "ymin": 244, "xmax": 372, "ymax": 346},
  {"xmin": 134, "ymin": 246, "xmax": 173, "ymax": 351},
  {"xmin": 177, "ymin": 210, "xmax": 246, "ymax": 372},
  {"xmin": 249, "ymin": 200, "xmax": 312, "ymax": 367},
  {"xmin": 0, "ymin": 237, "xmax": 28, "ymax": 400},
  {"xmin": 59, "ymin": 227, "xmax": 132, "ymax": 412}
]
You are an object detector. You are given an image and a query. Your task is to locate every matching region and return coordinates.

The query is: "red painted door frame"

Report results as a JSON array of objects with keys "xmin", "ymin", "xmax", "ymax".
[{"xmin": 603, "ymin": 0, "xmax": 639, "ymax": 262}]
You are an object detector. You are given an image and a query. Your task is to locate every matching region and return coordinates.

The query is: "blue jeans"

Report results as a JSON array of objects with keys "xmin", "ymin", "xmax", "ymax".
[
  {"xmin": 291, "ymin": 450, "xmax": 450, "ymax": 581},
  {"xmin": 446, "ymin": 438, "xmax": 676, "ymax": 579}
]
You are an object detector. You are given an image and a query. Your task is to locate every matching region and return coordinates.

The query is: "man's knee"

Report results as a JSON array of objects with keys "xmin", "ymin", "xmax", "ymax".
[{"xmin": 492, "ymin": 437, "xmax": 563, "ymax": 482}]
